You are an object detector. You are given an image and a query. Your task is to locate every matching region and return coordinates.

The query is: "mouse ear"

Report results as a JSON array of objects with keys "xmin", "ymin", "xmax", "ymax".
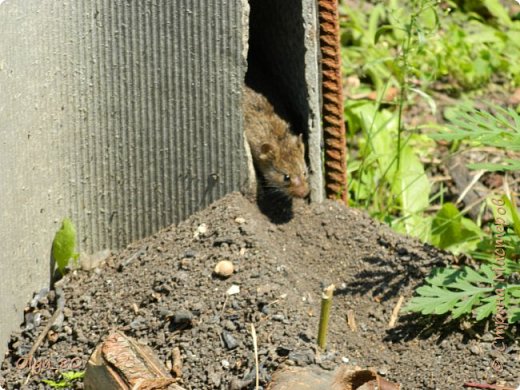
[{"xmin": 259, "ymin": 143, "xmax": 277, "ymax": 160}]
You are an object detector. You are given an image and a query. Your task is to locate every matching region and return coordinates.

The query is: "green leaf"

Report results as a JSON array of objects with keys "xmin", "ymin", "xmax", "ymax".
[
  {"xmin": 61, "ymin": 371, "xmax": 85, "ymax": 381},
  {"xmin": 482, "ymin": 0, "xmax": 512, "ymax": 26},
  {"xmin": 431, "ymin": 203, "xmax": 482, "ymax": 253},
  {"xmin": 374, "ymin": 25, "xmax": 394, "ymax": 44},
  {"xmin": 431, "ymin": 203, "xmax": 462, "ymax": 249},
  {"xmin": 429, "ymin": 103, "xmax": 520, "ymax": 156},
  {"xmin": 480, "ymin": 264, "xmax": 496, "ymax": 281},
  {"xmin": 459, "ymin": 266, "xmax": 494, "ymax": 284},
  {"xmin": 452, "ymin": 293, "xmax": 482, "ymax": 319},
  {"xmin": 426, "ymin": 267, "xmax": 459, "ymax": 286},
  {"xmin": 52, "ymin": 218, "xmax": 78, "ymax": 275},
  {"xmin": 509, "ymin": 308, "xmax": 520, "ymax": 324},
  {"xmin": 42, "ymin": 371, "xmax": 84, "ymax": 388},
  {"xmin": 433, "ymin": 296, "xmax": 460, "ymax": 315},
  {"xmin": 392, "ymin": 146, "xmax": 431, "ymax": 238},
  {"xmin": 475, "ymin": 296, "xmax": 497, "ymax": 321},
  {"xmin": 502, "ymin": 195, "xmax": 520, "ymax": 239},
  {"xmin": 508, "ymin": 286, "xmax": 520, "ymax": 298},
  {"xmin": 467, "ymin": 160, "xmax": 520, "ymax": 172},
  {"xmin": 366, "ymin": 4, "xmax": 386, "ymax": 46},
  {"xmin": 403, "ymin": 265, "xmax": 509, "ymax": 322}
]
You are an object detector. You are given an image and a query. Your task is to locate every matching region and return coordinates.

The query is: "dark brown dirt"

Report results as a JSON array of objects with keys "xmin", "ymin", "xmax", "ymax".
[{"xmin": 1, "ymin": 193, "xmax": 518, "ymax": 389}]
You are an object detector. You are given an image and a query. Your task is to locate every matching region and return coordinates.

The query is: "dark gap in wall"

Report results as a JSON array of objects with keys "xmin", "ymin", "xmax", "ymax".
[
  {"xmin": 245, "ymin": 0, "xmax": 310, "ymax": 223},
  {"xmin": 246, "ymin": 0, "xmax": 309, "ymax": 140}
]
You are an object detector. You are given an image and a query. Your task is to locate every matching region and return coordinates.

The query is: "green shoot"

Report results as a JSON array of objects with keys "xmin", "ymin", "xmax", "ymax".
[
  {"xmin": 317, "ymin": 285, "xmax": 335, "ymax": 350},
  {"xmin": 429, "ymin": 103, "xmax": 520, "ymax": 172},
  {"xmin": 52, "ymin": 218, "xmax": 79, "ymax": 276},
  {"xmin": 42, "ymin": 371, "xmax": 85, "ymax": 388}
]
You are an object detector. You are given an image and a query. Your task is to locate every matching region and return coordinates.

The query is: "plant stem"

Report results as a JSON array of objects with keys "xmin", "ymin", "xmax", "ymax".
[{"xmin": 317, "ymin": 284, "xmax": 335, "ymax": 350}]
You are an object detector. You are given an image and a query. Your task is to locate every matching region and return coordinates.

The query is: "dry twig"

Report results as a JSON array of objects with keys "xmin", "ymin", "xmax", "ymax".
[{"xmin": 388, "ymin": 295, "xmax": 405, "ymax": 328}]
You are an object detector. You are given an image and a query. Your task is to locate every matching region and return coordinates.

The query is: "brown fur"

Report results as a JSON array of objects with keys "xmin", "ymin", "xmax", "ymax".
[{"xmin": 243, "ymin": 86, "xmax": 309, "ymax": 198}]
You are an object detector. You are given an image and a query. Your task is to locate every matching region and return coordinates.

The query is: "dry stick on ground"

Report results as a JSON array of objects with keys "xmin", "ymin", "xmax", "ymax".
[
  {"xmin": 251, "ymin": 324, "xmax": 259, "ymax": 390},
  {"xmin": 23, "ymin": 305, "xmax": 64, "ymax": 385},
  {"xmin": 346, "ymin": 309, "xmax": 357, "ymax": 332},
  {"xmin": 171, "ymin": 347, "xmax": 182, "ymax": 379},
  {"xmin": 448, "ymin": 156, "xmax": 489, "ymax": 220},
  {"xmin": 317, "ymin": 284, "xmax": 335, "ymax": 350},
  {"xmin": 121, "ymin": 246, "xmax": 147, "ymax": 268},
  {"xmin": 460, "ymin": 193, "xmax": 492, "ymax": 217},
  {"xmin": 463, "ymin": 382, "xmax": 516, "ymax": 390},
  {"xmin": 27, "ymin": 306, "xmax": 63, "ymax": 358},
  {"xmin": 456, "ymin": 170, "xmax": 486, "ymax": 205},
  {"xmin": 388, "ymin": 295, "xmax": 405, "ymax": 328}
]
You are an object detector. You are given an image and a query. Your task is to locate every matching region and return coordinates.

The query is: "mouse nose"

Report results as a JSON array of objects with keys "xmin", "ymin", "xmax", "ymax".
[{"xmin": 290, "ymin": 176, "xmax": 309, "ymax": 198}]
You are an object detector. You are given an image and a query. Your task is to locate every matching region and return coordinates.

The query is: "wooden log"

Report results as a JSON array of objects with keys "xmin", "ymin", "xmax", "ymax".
[
  {"xmin": 267, "ymin": 365, "xmax": 401, "ymax": 390},
  {"xmin": 84, "ymin": 331, "xmax": 185, "ymax": 390}
]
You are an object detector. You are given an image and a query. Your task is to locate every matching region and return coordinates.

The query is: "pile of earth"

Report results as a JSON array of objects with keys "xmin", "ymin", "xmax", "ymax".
[{"xmin": 1, "ymin": 192, "xmax": 518, "ymax": 389}]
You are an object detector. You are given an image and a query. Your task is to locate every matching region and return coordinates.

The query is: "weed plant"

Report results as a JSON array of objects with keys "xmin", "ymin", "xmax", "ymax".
[{"xmin": 341, "ymin": 0, "xmax": 520, "ymax": 324}]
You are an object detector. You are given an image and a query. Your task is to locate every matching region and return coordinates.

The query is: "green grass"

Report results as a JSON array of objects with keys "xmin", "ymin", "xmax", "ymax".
[{"xmin": 341, "ymin": 0, "xmax": 520, "ymax": 325}]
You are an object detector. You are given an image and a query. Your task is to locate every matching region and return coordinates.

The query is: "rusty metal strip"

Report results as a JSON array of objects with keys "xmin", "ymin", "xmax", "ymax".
[{"xmin": 318, "ymin": 0, "xmax": 348, "ymax": 203}]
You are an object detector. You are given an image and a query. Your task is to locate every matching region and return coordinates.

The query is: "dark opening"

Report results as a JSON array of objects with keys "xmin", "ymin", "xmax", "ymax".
[
  {"xmin": 245, "ymin": 0, "xmax": 311, "ymax": 223},
  {"xmin": 246, "ymin": 0, "xmax": 309, "ymax": 138}
]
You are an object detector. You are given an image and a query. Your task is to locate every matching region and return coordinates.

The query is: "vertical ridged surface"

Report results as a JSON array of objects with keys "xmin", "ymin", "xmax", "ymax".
[
  {"xmin": 66, "ymin": 0, "xmax": 246, "ymax": 249},
  {"xmin": 0, "ymin": 0, "xmax": 245, "ymax": 359}
]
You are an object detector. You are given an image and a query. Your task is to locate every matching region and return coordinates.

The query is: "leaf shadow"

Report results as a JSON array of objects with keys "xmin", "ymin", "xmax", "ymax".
[{"xmin": 337, "ymin": 253, "xmax": 444, "ymax": 303}]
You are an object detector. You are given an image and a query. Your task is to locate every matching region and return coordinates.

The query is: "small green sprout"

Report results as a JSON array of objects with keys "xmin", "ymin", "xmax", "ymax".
[
  {"xmin": 52, "ymin": 218, "xmax": 79, "ymax": 275},
  {"xmin": 42, "ymin": 370, "xmax": 85, "ymax": 388}
]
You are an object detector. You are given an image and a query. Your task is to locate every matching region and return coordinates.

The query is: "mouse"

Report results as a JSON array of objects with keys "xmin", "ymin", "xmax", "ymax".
[{"xmin": 243, "ymin": 86, "xmax": 309, "ymax": 198}]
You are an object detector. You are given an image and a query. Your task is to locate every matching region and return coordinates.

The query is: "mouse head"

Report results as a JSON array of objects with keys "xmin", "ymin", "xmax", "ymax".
[{"xmin": 257, "ymin": 133, "xmax": 309, "ymax": 198}]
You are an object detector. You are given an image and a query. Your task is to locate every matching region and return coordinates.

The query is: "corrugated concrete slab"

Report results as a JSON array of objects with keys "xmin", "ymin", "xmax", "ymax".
[{"xmin": 0, "ymin": 0, "xmax": 247, "ymax": 360}]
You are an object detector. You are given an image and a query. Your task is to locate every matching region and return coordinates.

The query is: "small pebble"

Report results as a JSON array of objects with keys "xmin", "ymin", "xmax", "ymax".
[
  {"xmin": 288, "ymin": 350, "xmax": 314, "ymax": 366},
  {"xmin": 223, "ymin": 320, "xmax": 237, "ymax": 331},
  {"xmin": 30, "ymin": 288, "xmax": 49, "ymax": 308},
  {"xmin": 226, "ymin": 285, "xmax": 240, "ymax": 296},
  {"xmin": 158, "ymin": 309, "xmax": 173, "ymax": 319},
  {"xmin": 51, "ymin": 312, "xmax": 64, "ymax": 330},
  {"xmin": 214, "ymin": 236, "xmax": 234, "ymax": 246},
  {"xmin": 194, "ymin": 223, "xmax": 208, "ymax": 239},
  {"xmin": 130, "ymin": 317, "xmax": 145, "ymax": 330},
  {"xmin": 173, "ymin": 310, "xmax": 193, "ymax": 325},
  {"xmin": 276, "ymin": 346, "xmax": 292, "ymax": 356},
  {"xmin": 62, "ymin": 307, "xmax": 73, "ymax": 318},
  {"xmin": 221, "ymin": 359, "xmax": 230, "ymax": 369},
  {"xmin": 235, "ymin": 217, "xmax": 246, "ymax": 224},
  {"xmin": 272, "ymin": 314, "xmax": 285, "ymax": 321},
  {"xmin": 214, "ymin": 261, "xmax": 234, "ymax": 278},
  {"xmin": 481, "ymin": 333, "xmax": 494, "ymax": 342},
  {"xmin": 222, "ymin": 331, "xmax": 238, "ymax": 350}
]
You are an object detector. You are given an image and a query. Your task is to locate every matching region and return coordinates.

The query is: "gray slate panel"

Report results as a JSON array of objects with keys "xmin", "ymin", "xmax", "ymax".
[{"xmin": 0, "ymin": 0, "xmax": 246, "ymax": 359}]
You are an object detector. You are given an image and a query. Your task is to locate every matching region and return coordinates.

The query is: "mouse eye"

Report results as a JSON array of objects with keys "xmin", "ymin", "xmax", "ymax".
[{"xmin": 283, "ymin": 174, "xmax": 291, "ymax": 183}]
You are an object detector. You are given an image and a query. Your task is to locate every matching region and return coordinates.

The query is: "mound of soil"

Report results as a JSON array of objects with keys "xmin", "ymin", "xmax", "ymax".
[{"xmin": 1, "ymin": 193, "xmax": 518, "ymax": 389}]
